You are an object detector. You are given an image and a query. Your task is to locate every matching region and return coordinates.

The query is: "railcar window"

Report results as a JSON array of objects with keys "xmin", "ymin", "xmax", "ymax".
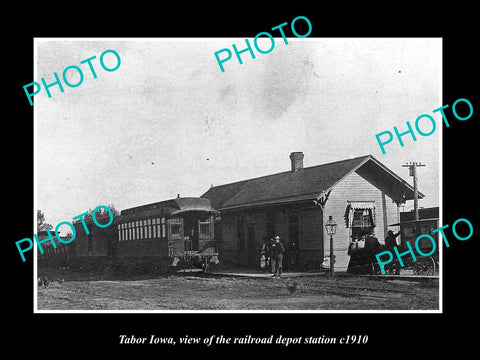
[
  {"xmin": 162, "ymin": 218, "xmax": 166, "ymax": 237},
  {"xmin": 403, "ymin": 226, "xmax": 415, "ymax": 237},
  {"xmin": 171, "ymin": 223, "xmax": 181, "ymax": 234},
  {"xmin": 168, "ymin": 218, "xmax": 182, "ymax": 239},
  {"xmin": 420, "ymin": 223, "xmax": 437, "ymax": 235},
  {"xmin": 199, "ymin": 217, "xmax": 212, "ymax": 238},
  {"xmin": 157, "ymin": 218, "xmax": 162, "ymax": 238}
]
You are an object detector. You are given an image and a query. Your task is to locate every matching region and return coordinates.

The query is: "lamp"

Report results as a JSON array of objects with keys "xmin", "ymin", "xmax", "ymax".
[
  {"xmin": 325, "ymin": 216, "xmax": 337, "ymax": 276},
  {"xmin": 325, "ymin": 215, "xmax": 337, "ymax": 236}
]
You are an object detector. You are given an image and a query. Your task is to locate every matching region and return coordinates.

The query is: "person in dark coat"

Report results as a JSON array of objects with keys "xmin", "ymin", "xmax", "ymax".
[
  {"xmin": 384, "ymin": 230, "xmax": 401, "ymax": 274},
  {"xmin": 347, "ymin": 232, "xmax": 371, "ymax": 274},
  {"xmin": 271, "ymin": 236, "xmax": 285, "ymax": 277},
  {"xmin": 268, "ymin": 238, "xmax": 275, "ymax": 273},
  {"xmin": 364, "ymin": 231, "xmax": 381, "ymax": 274},
  {"xmin": 347, "ymin": 235, "xmax": 361, "ymax": 274},
  {"xmin": 385, "ymin": 230, "xmax": 401, "ymax": 251}
]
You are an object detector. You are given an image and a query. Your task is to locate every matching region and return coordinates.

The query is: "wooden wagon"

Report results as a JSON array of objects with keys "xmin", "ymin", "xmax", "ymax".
[{"xmin": 373, "ymin": 218, "xmax": 439, "ymax": 276}]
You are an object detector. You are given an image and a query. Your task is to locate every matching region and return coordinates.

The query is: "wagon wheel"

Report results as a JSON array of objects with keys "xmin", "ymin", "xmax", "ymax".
[
  {"xmin": 371, "ymin": 262, "xmax": 382, "ymax": 275},
  {"xmin": 412, "ymin": 256, "xmax": 435, "ymax": 276},
  {"xmin": 383, "ymin": 261, "xmax": 397, "ymax": 275}
]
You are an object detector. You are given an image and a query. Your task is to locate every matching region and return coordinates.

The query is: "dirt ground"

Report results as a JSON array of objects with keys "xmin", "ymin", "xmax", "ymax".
[{"xmin": 36, "ymin": 268, "xmax": 439, "ymax": 311}]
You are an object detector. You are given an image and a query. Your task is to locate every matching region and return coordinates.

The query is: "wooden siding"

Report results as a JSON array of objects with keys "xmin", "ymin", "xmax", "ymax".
[
  {"xmin": 323, "ymin": 170, "xmax": 400, "ymax": 271},
  {"xmin": 217, "ymin": 204, "xmax": 323, "ymax": 268},
  {"xmin": 222, "ymin": 215, "xmax": 237, "ymax": 252},
  {"xmin": 116, "ymin": 237, "xmax": 168, "ymax": 257},
  {"xmin": 300, "ymin": 208, "xmax": 323, "ymax": 250},
  {"xmin": 74, "ymin": 223, "xmax": 114, "ymax": 257}
]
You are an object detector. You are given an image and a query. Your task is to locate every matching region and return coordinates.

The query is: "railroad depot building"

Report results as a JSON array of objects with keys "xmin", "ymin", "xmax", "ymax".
[{"xmin": 201, "ymin": 153, "xmax": 423, "ymax": 271}]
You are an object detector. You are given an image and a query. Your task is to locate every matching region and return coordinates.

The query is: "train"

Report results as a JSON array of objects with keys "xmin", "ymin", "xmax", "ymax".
[{"xmin": 38, "ymin": 197, "xmax": 220, "ymax": 274}]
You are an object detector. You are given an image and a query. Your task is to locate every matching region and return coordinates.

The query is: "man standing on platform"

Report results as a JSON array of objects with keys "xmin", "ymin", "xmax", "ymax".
[{"xmin": 271, "ymin": 236, "xmax": 285, "ymax": 277}]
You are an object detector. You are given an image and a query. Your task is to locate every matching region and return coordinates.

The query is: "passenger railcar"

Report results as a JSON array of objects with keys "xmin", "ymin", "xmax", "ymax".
[{"xmin": 72, "ymin": 197, "xmax": 220, "ymax": 272}]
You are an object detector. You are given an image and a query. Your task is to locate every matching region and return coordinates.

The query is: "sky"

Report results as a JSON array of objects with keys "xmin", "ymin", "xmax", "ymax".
[{"xmin": 35, "ymin": 38, "xmax": 441, "ymax": 230}]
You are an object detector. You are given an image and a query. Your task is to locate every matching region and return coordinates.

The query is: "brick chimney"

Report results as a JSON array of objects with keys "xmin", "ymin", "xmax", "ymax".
[{"xmin": 289, "ymin": 152, "xmax": 304, "ymax": 172}]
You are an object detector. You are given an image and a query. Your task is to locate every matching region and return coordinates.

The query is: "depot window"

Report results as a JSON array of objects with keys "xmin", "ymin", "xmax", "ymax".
[
  {"xmin": 344, "ymin": 201, "xmax": 376, "ymax": 239},
  {"xmin": 352, "ymin": 210, "xmax": 373, "ymax": 228}
]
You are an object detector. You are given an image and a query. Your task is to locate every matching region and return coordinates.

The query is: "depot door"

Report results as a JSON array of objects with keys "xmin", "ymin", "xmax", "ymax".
[
  {"xmin": 237, "ymin": 216, "xmax": 246, "ymax": 265},
  {"xmin": 246, "ymin": 224, "xmax": 256, "ymax": 266}
]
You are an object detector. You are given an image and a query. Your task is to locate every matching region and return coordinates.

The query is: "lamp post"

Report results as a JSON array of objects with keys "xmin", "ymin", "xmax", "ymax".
[{"xmin": 325, "ymin": 216, "xmax": 337, "ymax": 276}]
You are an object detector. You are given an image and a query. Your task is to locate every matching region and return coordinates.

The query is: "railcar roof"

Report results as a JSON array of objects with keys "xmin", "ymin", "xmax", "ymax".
[{"xmin": 116, "ymin": 197, "xmax": 218, "ymax": 222}]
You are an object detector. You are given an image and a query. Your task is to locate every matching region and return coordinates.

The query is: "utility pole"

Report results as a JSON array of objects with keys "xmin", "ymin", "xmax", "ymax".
[{"xmin": 402, "ymin": 162, "xmax": 425, "ymax": 220}]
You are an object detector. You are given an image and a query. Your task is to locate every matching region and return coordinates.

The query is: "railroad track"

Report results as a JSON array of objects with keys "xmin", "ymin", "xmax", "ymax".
[{"xmin": 285, "ymin": 282, "xmax": 421, "ymax": 299}]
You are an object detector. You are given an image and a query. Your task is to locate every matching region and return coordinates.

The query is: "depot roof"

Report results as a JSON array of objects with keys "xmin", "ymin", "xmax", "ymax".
[{"xmin": 201, "ymin": 155, "xmax": 423, "ymax": 211}]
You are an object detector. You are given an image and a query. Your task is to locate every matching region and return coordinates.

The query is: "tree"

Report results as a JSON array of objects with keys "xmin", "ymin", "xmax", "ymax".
[
  {"xmin": 37, "ymin": 210, "xmax": 53, "ymax": 232},
  {"xmin": 83, "ymin": 203, "xmax": 120, "ymax": 222}
]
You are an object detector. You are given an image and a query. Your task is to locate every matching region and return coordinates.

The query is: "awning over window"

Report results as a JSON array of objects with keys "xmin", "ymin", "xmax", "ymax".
[
  {"xmin": 344, "ymin": 202, "xmax": 376, "ymax": 228},
  {"xmin": 348, "ymin": 201, "xmax": 375, "ymax": 210}
]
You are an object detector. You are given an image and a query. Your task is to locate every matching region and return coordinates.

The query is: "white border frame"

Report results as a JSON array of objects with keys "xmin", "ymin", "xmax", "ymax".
[{"xmin": 33, "ymin": 37, "xmax": 443, "ymax": 314}]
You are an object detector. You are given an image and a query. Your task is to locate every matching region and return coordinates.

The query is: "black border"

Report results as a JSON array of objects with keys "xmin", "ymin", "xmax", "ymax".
[{"xmin": 6, "ymin": 5, "xmax": 478, "ymax": 356}]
